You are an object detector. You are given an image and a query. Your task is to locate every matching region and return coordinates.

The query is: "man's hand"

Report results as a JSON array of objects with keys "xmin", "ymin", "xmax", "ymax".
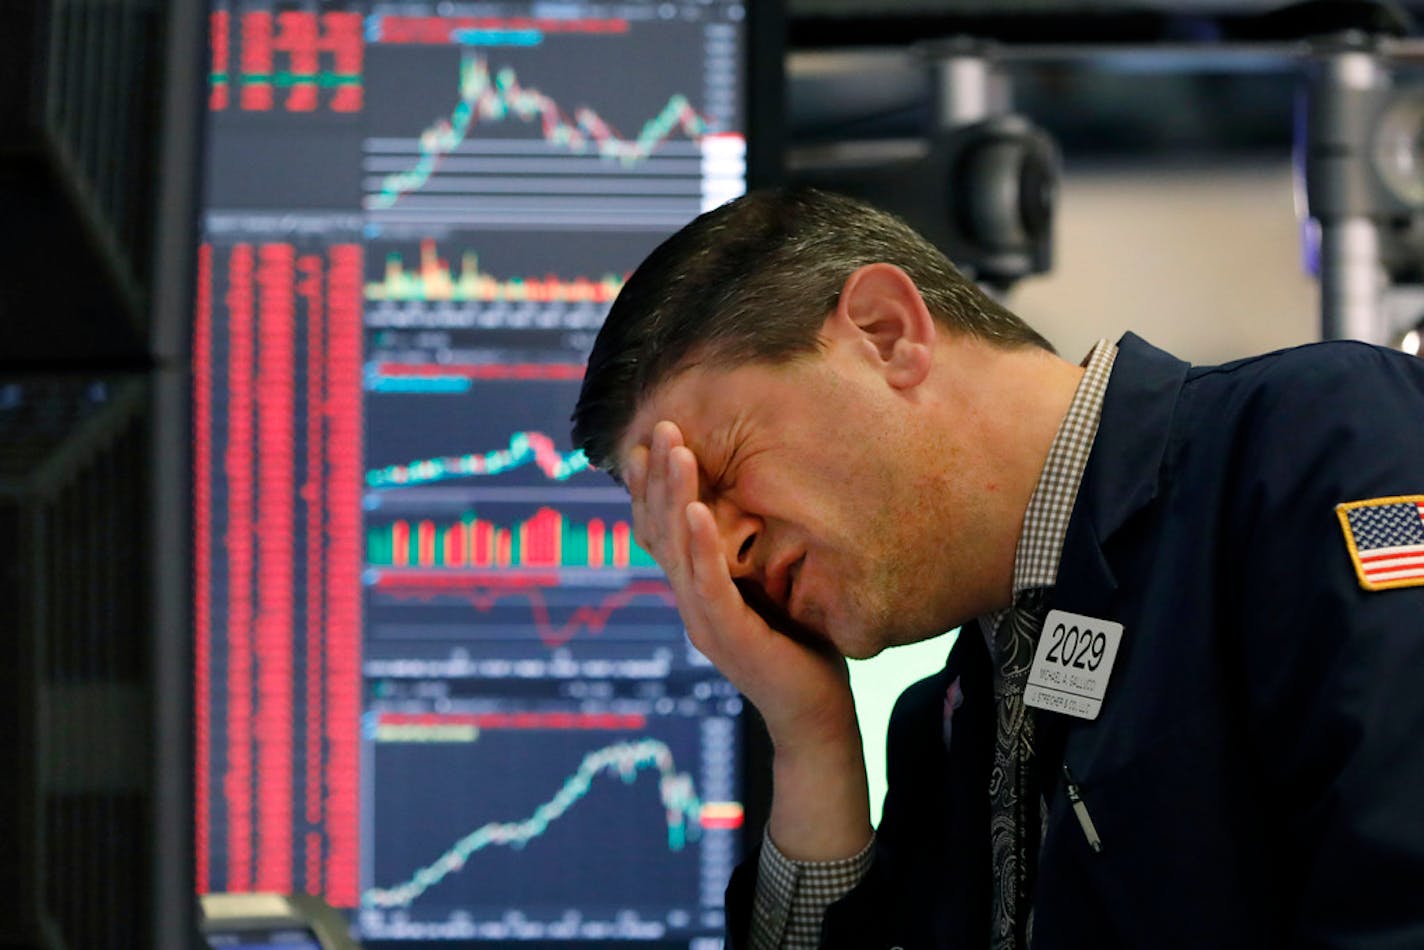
[{"xmin": 627, "ymin": 420, "xmax": 872, "ymax": 861}]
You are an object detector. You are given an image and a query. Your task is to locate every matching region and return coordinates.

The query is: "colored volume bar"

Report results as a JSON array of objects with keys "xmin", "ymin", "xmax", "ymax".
[
  {"xmin": 367, "ymin": 508, "xmax": 654, "ymax": 569},
  {"xmin": 371, "ymin": 55, "xmax": 708, "ymax": 208},
  {"xmin": 362, "ymin": 739, "xmax": 703, "ymax": 909},
  {"xmin": 365, "ymin": 239, "xmax": 625, "ymax": 304},
  {"xmin": 366, "ymin": 432, "xmax": 590, "ymax": 488}
]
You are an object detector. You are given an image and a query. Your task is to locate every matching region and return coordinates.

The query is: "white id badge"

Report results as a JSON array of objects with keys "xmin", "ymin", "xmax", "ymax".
[{"xmin": 1023, "ymin": 610, "xmax": 1123, "ymax": 720}]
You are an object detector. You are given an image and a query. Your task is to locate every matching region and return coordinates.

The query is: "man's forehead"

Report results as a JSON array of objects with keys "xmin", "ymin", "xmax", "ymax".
[{"xmin": 614, "ymin": 362, "xmax": 726, "ymax": 466}]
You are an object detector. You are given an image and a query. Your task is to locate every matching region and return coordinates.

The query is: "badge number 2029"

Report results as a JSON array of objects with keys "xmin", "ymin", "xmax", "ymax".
[{"xmin": 1023, "ymin": 610, "xmax": 1124, "ymax": 721}]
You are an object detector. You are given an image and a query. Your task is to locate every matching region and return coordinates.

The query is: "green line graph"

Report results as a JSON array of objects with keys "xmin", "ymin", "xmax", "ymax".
[{"xmin": 362, "ymin": 738, "xmax": 701, "ymax": 909}]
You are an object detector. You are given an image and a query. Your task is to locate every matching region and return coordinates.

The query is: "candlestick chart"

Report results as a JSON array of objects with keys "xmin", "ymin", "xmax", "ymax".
[
  {"xmin": 368, "ymin": 54, "xmax": 707, "ymax": 209},
  {"xmin": 361, "ymin": 18, "xmax": 731, "ymax": 229}
]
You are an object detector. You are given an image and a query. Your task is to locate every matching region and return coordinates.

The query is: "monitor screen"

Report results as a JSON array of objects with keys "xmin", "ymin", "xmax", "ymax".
[{"xmin": 192, "ymin": 1, "xmax": 771, "ymax": 942}]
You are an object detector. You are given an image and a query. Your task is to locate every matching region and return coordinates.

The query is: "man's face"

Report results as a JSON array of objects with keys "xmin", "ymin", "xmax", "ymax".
[{"xmin": 616, "ymin": 342, "xmax": 1002, "ymax": 660}]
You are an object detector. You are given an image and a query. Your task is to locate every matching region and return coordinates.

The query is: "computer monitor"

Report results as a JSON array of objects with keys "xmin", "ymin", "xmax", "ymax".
[{"xmin": 191, "ymin": 1, "xmax": 781, "ymax": 943}]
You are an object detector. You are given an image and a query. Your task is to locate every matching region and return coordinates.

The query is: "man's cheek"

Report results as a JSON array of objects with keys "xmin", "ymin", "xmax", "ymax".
[{"xmin": 734, "ymin": 579, "xmax": 820, "ymax": 647}]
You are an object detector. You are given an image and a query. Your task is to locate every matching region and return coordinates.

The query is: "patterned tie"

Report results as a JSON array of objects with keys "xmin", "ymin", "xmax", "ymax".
[{"xmin": 989, "ymin": 585, "xmax": 1053, "ymax": 950}]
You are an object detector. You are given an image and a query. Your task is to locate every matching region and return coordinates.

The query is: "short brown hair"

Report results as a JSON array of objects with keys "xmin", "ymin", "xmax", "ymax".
[{"xmin": 571, "ymin": 187, "xmax": 1051, "ymax": 476}]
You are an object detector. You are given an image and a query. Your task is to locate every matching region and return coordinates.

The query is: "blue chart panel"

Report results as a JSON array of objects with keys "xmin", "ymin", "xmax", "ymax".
[
  {"xmin": 360, "ymin": 700, "xmax": 742, "ymax": 941},
  {"xmin": 364, "ymin": 378, "xmax": 598, "ymax": 490},
  {"xmin": 361, "ymin": 14, "xmax": 738, "ymax": 230}
]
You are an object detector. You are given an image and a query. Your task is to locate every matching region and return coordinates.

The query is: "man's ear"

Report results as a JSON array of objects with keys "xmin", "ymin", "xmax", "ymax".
[{"xmin": 828, "ymin": 262, "xmax": 935, "ymax": 389}]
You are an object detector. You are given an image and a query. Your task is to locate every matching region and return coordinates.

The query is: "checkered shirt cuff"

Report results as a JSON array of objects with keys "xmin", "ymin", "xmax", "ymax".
[{"xmin": 748, "ymin": 828, "xmax": 875, "ymax": 949}]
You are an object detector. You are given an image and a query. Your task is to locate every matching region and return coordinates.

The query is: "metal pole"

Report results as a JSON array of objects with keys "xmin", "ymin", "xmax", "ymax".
[
  {"xmin": 924, "ymin": 39, "xmax": 1007, "ymax": 128},
  {"xmin": 1310, "ymin": 47, "xmax": 1391, "ymax": 342},
  {"xmin": 1319, "ymin": 217, "xmax": 1387, "ymax": 341}
]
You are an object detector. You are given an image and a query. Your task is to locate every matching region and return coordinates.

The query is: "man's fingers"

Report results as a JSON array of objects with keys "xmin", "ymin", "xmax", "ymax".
[
  {"xmin": 685, "ymin": 496, "xmax": 770, "ymax": 653},
  {"xmin": 661, "ymin": 443, "xmax": 700, "ymax": 578},
  {"xmin": 630, "ymin": 420, "xmax": 699, "ymax": 584},
  {"xmin": 625, "ymin": 444, "xmax": 649, "ymax": 500},
  {"xmin": 651, "ymin": 419, "xmax": 683, "ymax": 461},
  {"xmin": 641, "ymin": 428, "xmax": 674, "ymax": 554},
  {"xmin": 667, "ymin": 444, "xmax": 698, "ymax": 503},
  {"xmin": 683, "ymin": 500, "xmax": 729, "ymax": 658},
  {"xmin": 684, "ymin": 500, "xmax": 729, "ymax": 598},
  {"xmin": 627, "ymin": 445, "xmax": 655, "ymax": 553}
]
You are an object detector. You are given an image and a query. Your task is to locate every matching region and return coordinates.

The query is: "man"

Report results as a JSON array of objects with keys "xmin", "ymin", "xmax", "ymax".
[{"xmin": 570, "ymin": 187, "xmax": 1424, "ymax": 948}]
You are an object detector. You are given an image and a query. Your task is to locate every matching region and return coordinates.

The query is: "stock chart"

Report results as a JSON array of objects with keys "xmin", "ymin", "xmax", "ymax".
[
  {"xmin": 360, "ymin": 700, "xmax": 741, "ymax": 940},
  {"xmin": 192, "ymin": 0, "xmax": 750, "ymax": 943}
]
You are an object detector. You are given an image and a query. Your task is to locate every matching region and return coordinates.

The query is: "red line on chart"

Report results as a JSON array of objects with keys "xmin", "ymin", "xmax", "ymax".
[
  {"xmin": 372, "ymin": 575, "xmax": 676, "ymax": 648},
  {"xmin": 378, "ymin": 711, "xmax": 648, "ymax": 730}
]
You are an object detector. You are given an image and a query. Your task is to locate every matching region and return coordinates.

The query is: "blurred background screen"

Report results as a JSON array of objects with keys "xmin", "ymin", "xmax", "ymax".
[{"xmin": 190, "ymin": 1, "xmax": 771, "ymax": 943}]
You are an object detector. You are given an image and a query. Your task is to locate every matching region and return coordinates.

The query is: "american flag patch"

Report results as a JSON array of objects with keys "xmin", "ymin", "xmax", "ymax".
[{"xmin": 1335, "ymin": 495, "xmax": 1424, "ymax": 591}]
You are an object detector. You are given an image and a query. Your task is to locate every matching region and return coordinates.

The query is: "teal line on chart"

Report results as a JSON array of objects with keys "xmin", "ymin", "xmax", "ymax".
[
  {"xmin": 367, "ymin": 431, "xmax": 590, "ymax": 487},
  {"xmin": 362, "ymin": 738, "xmax": 701, "ymax": 909}
]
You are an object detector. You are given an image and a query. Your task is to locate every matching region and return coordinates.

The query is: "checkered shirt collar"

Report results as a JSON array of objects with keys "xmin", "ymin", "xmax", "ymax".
[{"xmin": 1011, "ymin": 339, "xmax": 1118, "ymax": 597}]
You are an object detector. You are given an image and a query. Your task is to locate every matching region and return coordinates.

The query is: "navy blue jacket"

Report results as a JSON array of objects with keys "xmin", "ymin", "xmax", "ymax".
[{"xmin": 727, "ymin": 334, "xmax": 1424, "ymax": 948}]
